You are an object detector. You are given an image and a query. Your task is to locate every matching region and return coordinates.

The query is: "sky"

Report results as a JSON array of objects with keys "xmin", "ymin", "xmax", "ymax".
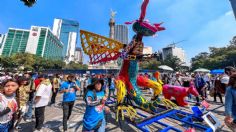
[{"xmin": 0, "ymin": 0, "xmax": 236, "ymax": 64}]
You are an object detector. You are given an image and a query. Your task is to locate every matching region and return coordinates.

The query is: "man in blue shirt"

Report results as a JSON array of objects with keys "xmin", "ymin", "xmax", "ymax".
[{"xmin": 59, "ymin": 74, "xmax": 80, "ymax": 132}]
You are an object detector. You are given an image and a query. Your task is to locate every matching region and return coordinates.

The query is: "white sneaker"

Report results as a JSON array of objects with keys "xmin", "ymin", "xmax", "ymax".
[
  {"xmin": 25, "ymin": 119, "xmax": 32, "ymax": 122},
  {"xmin": 15, "ymin": 126, "xmax": 22, "ymax": 130},
  {"xmin": 67, "ymin": 121, "xmax": 74, "ymax": 128}
]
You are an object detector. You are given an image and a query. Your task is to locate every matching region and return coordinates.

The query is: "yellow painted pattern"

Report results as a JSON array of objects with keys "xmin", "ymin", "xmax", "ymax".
[
  {"xmin": 115, "ymin": 80, "xmax": 126, "ymax": 104},
  {"xmin": 80, "ymin": 30, "xmax": 124, "ymax": 55}
]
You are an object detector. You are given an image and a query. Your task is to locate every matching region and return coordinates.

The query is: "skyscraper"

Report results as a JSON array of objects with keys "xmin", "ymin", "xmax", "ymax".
[
  {"xmin": 52, "ymin": 18, "xmax": 79, "ymax": 62},
  {"xmin": 2, "ymin": 28, "xmax": 30, "ymax": 56},
  {"xmin": 114, "ymin": 25, "xmax": 128, "ymax": 44}
]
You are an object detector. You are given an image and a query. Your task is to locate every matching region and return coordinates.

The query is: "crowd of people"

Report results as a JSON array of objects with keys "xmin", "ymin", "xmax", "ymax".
[
  {"xmin": 0, "ymin": 72, "xmax": 115, "ymax": 132},
  {"xmin": 0, "ymin": 66, "xmax": 235, "ymax": 132}
]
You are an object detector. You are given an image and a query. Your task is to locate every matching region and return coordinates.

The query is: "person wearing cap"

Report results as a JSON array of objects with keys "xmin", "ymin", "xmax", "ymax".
[
  {"xmin": 59, "ymin": 74, "xmax": 80, "ymax": 132},
  {"xmin": 224, "ymin": 74, "xmax": 236, "ymax": 131},
  {"xmin": 34, "ymin": 75, "xmax": 52, "ymax": 131},
  {"xmin": 83, "ymin": 79, "xmax": 110, "ymax": 132}
]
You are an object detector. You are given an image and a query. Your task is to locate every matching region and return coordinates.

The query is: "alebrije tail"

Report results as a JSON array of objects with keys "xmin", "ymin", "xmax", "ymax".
[{"xmin": 137, "ymin": 75, "xmax": 163, "ymax": 97}]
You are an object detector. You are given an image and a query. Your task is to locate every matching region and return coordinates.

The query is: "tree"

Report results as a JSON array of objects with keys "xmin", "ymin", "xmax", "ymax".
[
  {"xmin": 140, "ymin": 59, "xmax": 161, "ymax": 70},
  {"xmin": 0, "ymin": 53, "xmax": 88, "ymax": 71},
  {"xmin": 191, "ymin": 36, "xmax": 236, "ymax": 70},
  {"xmin": 64, "ymin": 62, "xmax": 88, "ymax": 70},
  {"xmin": 21, "ymin": 0, "xmax": 36, "ymax": 7},
  {"xmin": 161, "ymin": 55, "xmax": 182, "ymax": 71}
]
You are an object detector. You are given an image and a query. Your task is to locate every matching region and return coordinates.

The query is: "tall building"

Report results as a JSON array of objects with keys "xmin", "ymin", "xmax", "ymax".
[
  {"xmin": 2, "ymin": 28, "xmax": 30, "ymax": 56},
  {"xmin": 230, "ymin": 0, "xmax": 236, "ymax": 19},
  {"xmin": 114, "ymin": 25, "xmax": 128, "ymax": 44},
  {"xmin": 25, "ymin": 26, "xmax": 63, "ymax": 60},
  {"xmin": 74, "ymin": 47, "xmax": 83, "ymax": 63},
  {"xmin": 52, "ymin": 18, "xmax": 79, "ymax": 62},
  {"xmin": 1, "ymin": 26, "xmax": 63, "ymax": 60},
  {"xmin": 0, "ymin": 34, "xmax": 7, "ymax": 55},
  {"xmin": 162, "ymin": 45, "xmax": 186, "ymax": 63}
]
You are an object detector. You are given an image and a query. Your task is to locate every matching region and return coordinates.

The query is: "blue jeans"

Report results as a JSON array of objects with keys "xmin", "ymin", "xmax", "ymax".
[
  {"xmin": 82, "ymin": 118, "xmax": 106, "ymax": 132},
  {"xmin": 225, "ymin": 86, "xmax": 236, "ymax": 120},
  {"xmin": 0, "ymin": 121, "xmax": 11, "ymax": 132}
]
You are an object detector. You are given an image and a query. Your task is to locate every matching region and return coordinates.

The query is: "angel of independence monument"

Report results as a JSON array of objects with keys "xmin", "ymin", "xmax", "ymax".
[{"xmin": 88, "ymin": 10, "xmax": 120, "ymax": 69}]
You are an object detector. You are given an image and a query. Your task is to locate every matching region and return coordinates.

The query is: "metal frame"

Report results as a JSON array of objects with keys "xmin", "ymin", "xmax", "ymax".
[
  {"xmin": 133, "ymin": 109, "xmax": 212, "ymax": 132},
  {"xmin": 110, "ymin": 96, "xmax": 213, "ymax": 132}
]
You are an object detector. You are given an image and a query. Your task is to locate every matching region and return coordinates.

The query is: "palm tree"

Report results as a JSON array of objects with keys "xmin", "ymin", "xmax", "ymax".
[{"xmin": 21, "ymin": 0, "xmax": 36, "ymax": 7}]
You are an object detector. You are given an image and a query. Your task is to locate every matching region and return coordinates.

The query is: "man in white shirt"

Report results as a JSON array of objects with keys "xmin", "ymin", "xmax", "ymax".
[{"xmin": 34, "ymin": 75, "xmax": 52, "ymax": 132}]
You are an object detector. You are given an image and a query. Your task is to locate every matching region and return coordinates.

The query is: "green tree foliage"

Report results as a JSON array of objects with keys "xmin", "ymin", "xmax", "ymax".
[
  {"xmin": 140, "ymin": 59, "xmax": 161, "ymax": 70},
  {"xmin": 64, "ymin": 62, "xmax": 88, "ymax": 70},
  {"xmin": 191, "ymin": 36, "xmax": 236, "ymax": 70},
  {"xmin": 139, "ymin": 55, "xmax": 181, "ymax": 71},
  {"xmin": 161, "ymin": 55, "xmax": 182, "ymax": 71},
  {"xmin": 0, "ymin": 53, "xmax": 87, "ymax": 71}
]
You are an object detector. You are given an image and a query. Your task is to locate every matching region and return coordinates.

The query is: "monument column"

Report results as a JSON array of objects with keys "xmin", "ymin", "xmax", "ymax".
[{"xmin": 109, "ymin": 10, "xmax": 116, "ymax": 39}]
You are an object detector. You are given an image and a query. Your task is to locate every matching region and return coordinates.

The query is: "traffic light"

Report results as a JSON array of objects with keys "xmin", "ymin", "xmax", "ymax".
[{"xmin": 21, "ymin": 0, "xmax": 36, "ymax": 7}]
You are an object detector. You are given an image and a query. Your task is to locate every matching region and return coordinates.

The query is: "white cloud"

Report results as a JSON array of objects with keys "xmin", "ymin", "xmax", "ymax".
[{"xmin": 186, "ymin": 10, "xmax": 236, "ymax": 60}]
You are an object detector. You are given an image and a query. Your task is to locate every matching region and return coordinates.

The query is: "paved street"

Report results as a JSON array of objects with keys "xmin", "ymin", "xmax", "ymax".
[{"xmin": 19, "ymin": 90, "xmax": 231, "ymax": 132}]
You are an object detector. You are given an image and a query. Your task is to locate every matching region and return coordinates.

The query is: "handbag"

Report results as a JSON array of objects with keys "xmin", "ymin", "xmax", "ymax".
[{"xmin": 209, "ymin": 88, "xmax": 215, "ymax": 97}]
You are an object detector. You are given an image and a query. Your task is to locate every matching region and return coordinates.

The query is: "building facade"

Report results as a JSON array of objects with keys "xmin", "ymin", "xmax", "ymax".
[
  {"xmin": 143, "ymin": 46, "xmax": 153, "ymax": 54},
  {"xmin": 114, "ymin": 25, "xmax": 129, "ymax": 44},
  {"xmin": 0, "ymin": 34, "xmax": 7, "ymax": 55},
  {"xmin": 162, "ymin": 45, "xmax": 186, "ymax": 63},
  {"xmin": 52, "ymin": 18, "xmax": 79, "ymax": 62},
  {"xmin": 25, "ymin": 26, "xmax": 63, "ymax": 60},
  {"xmin": 74, "ymin": 47, "xmax": 83, "ymax": 63},
  {"xmin": 2, "ymin": 28, "xmax": 30, "ymax": 56},
  {"xmin": 1, "ymin": 26, "xmax": 63, "ymax": 60}
]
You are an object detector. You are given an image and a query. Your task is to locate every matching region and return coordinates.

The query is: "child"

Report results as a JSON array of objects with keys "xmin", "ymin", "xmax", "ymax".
[
  {"xmin": 0, "ymin": 79, "xmax": 19, "ymax": 132},
  {"xmin": 83, "ymin": 79, "xmax": 110, "ymax": 132}
]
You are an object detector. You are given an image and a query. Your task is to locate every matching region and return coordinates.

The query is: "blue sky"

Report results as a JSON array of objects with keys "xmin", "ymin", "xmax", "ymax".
[{"xmin": 0, "ymin": 0, "xmax": 236, "ymax": 64}]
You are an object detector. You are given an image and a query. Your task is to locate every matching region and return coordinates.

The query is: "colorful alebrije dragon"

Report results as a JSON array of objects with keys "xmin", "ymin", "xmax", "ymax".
[
  {"xmin": 80, "ymin": 0, "xmax": 177, "ymax": 121},
  {"xmin": 115, "ymin": 0, "xmax": 177, "ymax": 121}
]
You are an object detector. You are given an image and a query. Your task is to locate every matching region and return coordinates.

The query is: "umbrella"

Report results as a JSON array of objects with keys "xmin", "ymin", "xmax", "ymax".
[
  {"xmin": 210, "ymin": 69, "xmax": 224, "ymax": 74},
  {"xmin": 158, "ymin": 65, "xmax": 174, "ymax": 71},
  {"xmin": 194, "ymin": 68, "xmax": 210, "ymax": 73}
]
